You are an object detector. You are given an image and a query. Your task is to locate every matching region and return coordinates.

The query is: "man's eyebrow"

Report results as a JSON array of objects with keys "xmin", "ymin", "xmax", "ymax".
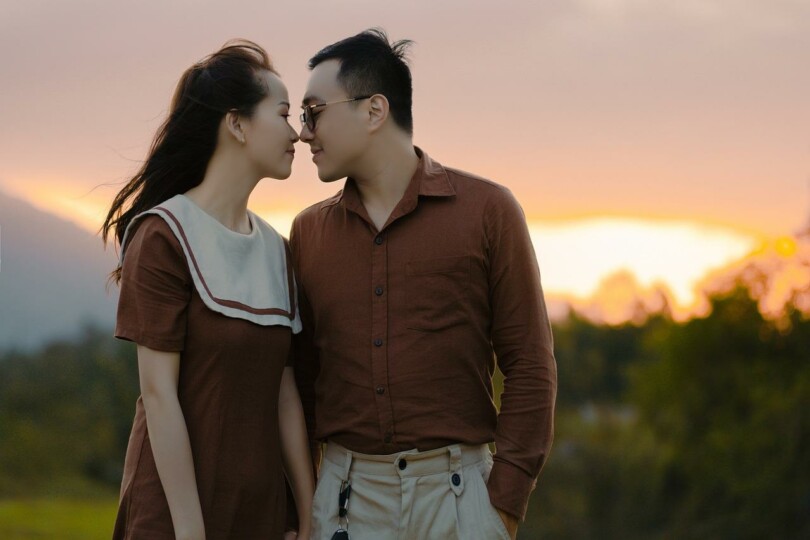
[{"xmin": 302, "ymin": 94, "xmax": 323, "ymax": 106}]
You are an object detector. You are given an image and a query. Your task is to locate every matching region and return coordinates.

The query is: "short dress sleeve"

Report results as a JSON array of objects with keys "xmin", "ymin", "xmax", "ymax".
[{"xmin": 115, "ymin": 215, "xmax": 192, "ymax": 351}]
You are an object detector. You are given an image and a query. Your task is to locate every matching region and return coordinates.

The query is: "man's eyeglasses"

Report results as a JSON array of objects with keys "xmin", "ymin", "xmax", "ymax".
[{"xmin": 299, "ymin": 96, "xmax": 372, "ymax": 132}]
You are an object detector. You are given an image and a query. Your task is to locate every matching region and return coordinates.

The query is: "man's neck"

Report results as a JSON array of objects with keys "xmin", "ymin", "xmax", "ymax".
[{"xmin": 351, "ymin": 139, "xmax": 419, "ymax": 228}]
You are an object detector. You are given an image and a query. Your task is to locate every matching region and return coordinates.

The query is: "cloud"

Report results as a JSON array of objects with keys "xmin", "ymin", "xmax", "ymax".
[{"xmin": 1, "ymin": 0, "xmax": 808, "ymax": 240}]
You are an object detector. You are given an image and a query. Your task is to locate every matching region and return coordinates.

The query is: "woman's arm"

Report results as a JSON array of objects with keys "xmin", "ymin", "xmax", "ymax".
[
  {"xmin": 279, "ymin": 366, "xmax": 315, "ymax": 538},
  {"xmin": 137, "ymin": 344, "xmax": 206, "ymax": 540}
]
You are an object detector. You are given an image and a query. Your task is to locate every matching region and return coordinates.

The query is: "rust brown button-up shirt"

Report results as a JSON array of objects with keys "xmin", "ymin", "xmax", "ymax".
[{"xmin": 289, "ymin": 148, "xmax": 557, "ymax": 520}]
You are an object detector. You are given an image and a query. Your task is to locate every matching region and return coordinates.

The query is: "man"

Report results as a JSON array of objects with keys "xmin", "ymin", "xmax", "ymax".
[{"xmin": 289, "ymin": 29, "xmax": 556, "ymax": 540}]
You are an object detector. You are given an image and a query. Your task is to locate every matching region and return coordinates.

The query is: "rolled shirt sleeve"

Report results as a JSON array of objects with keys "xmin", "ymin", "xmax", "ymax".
[{"xmin": 484, "ymin": 187, "xmax": 558, "ymax": 520}]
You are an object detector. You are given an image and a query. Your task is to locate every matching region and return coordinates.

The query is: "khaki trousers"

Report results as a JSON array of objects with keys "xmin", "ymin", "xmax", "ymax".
[{"xmin": 310, "ymin": 441, "xmax": 511, "ymax": 540}]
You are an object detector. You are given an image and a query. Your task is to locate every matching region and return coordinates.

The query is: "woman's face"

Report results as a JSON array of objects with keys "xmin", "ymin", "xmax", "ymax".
[{"xmin": 241, "ymin": 70, "xmax": 299, "ymax": 180}]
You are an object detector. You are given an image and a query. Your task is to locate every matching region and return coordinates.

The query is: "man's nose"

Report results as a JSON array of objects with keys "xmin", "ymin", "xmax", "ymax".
[{"xmin": 299, "ymin": 124, "xmax": 314, "ymax": 141}]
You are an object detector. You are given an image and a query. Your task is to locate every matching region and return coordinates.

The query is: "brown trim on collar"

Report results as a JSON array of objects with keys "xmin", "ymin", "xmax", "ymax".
[{"xmin": 156, "ymin": 207, "xmax": 295, "ymax": 319}]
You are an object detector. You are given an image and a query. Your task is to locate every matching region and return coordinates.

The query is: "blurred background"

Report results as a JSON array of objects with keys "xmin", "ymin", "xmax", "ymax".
[{"xmin": 1, "ymin": 0, "xmax": 809, "ymax": 538}]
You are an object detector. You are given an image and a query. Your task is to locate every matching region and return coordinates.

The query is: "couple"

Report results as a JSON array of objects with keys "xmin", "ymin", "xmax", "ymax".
[{"xmin": 103, "ymin": 29, "xmax": 557, "ymax": 540}]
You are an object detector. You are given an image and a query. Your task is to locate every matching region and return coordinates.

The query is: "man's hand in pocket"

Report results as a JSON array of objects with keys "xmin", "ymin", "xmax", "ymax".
[{"xmin": 495, "ymin": 507, "xmax": 519, "ymax": 539}]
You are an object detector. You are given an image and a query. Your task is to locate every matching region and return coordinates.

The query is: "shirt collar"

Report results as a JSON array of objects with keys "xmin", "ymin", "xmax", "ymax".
[
  {"xmin": 414, "ymin": 147, "xmax": 455, "ymax": 197},
  {"xmin": 330, "ymin": 147, "xmax": 455, "ymax": 214}
]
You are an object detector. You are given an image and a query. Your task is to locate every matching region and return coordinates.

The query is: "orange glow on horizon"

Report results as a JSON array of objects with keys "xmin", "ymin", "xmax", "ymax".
[
  {"xmin": 529, "ymin": 217, "xmax": 760, "ymax": 316},
  {"xmin": 4, "ymin": 187, "xmax": 775, "ymax": 324}
]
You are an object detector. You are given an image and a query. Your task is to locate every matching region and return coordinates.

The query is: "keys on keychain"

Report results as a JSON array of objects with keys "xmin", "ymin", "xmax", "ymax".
[{"xmin": 330, "ymin": 480, "xmax": 352, "ymax": 540}]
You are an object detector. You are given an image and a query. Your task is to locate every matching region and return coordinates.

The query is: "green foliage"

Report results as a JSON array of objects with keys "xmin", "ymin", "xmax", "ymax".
[
  {"xmin": 1, "ymin": 280, "xmax": 809, "ymax": 538},
  {"xmin": 0, "ymin": 498, "xmax": 118, "ymax": 539},
  {"xmin": 552, "ymin": 312, "xmax": 665, "ymax": 406},
  {"xmin": 522, "ymin": 408, "xmax": 673, "ymax": 540},
  {"xmin": 0, "ymin": 327, "xmax": 139, "ymax": 496},
  {"xmin": 521, "ymin": 284, "xmax": 810, "ymax": 539},
  {"xmin": 627, "ymin": 287, "xmax": 810, "ymax": 538}
]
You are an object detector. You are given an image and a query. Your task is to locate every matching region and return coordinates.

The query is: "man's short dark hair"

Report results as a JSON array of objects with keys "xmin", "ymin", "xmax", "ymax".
[{"xmin": 309, "ymin": 28, "xmax": 414, "ymax": 135}]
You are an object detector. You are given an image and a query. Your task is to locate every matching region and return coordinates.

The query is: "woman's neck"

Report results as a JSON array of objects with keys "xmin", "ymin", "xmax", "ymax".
[{"xmin": 184, "ymin": 152, "xmax": 257, "ymax": 234}]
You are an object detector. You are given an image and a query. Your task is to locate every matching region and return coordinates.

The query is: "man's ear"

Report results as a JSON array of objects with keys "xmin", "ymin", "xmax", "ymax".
[
  {"xmin": 225, "ymin": 109, "xmax": 246, "ymax": 144},
  {"xmin": 367, "ymin": 94, "xmax": 389, "ymax": 133}
]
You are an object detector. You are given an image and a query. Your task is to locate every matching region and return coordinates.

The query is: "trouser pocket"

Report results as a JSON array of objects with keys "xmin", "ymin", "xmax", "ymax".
[{"xmin": 454, "ymin": 460, "xmax": 511, "ymax": 540}]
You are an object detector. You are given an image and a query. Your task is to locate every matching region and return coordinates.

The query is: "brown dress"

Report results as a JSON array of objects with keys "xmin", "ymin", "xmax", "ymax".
[{"xmin": 112, "ymin": 216, "xmax": 292, "ymax": 539}]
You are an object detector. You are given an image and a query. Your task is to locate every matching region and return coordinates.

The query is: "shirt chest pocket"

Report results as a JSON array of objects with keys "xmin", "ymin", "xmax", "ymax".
[{"xmin": 403, "ymin": 255, "xmax": 471, "ymax": 332}]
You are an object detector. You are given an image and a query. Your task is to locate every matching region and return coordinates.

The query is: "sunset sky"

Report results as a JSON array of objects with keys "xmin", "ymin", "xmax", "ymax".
[{"xmin": 1, "ymin": 0, "xmax": 808, "ymax": 319}]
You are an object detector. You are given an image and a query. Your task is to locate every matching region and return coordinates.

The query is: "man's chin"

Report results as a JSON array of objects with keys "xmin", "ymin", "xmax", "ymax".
[{"xmin": 317, "ymin": 168, "xmax": 346, "ymax": 183}]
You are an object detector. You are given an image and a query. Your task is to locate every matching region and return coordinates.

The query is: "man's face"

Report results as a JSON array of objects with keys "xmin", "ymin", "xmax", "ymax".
[{"xmin": 300, "ymin": 60, "xmax": 369, "ymax": 182}]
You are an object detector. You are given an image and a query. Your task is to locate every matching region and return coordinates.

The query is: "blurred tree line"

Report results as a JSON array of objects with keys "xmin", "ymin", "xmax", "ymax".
[
  {"xmin": 0, "ymin": 329, "xmax": 138, "ymax": 497},
  {"xmin": 524, "ymin": 283, "xmax": 810, "ymax": 539},
  {"xmin": 1, "ymin": 278, "xmax": 808, "ymax": 538}
]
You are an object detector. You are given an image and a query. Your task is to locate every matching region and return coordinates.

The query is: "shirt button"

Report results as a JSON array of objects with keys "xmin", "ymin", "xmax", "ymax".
[
  {"xmin": 398, "ymin": 459, "xmax": 407, "ymax": 470},
  {"xmin": 384, "ymin": 432, "xmax": 393, "ymax": 443},
  {"xmin": 375, "ymin": 235, "xmax": 384, "ymax": 245},
  {"xmin": 376, "ymin": 386, "xmax": 385, "ymax": 395},
  {"xmin": 452, "ymin": 473, "xmax": 461, "ymax": 486},
  {"xmin": 375, "ymin": 286, "xmax": 384, "ymax": 296},
  {"xmin": 374, "ymin": 338, "xmax": 383, "ymax": 347}
]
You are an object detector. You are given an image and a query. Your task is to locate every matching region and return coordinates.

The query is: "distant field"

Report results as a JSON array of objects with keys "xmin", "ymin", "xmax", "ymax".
[{"xmin": 0, "ymin": 498, "xmax": 118, "ymax": 539}]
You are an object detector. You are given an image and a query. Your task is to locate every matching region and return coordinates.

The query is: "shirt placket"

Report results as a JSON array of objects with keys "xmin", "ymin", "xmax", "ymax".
[{"xmin": 370, "ymin": 230, "xmax": 395, "ymax": 448}]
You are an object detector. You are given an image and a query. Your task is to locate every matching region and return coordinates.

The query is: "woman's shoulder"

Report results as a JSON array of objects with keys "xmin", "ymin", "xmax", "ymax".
[
  {"xmin": 131, "ymin": 212, "xmax": 169, "ymax": 233},
  {"xmin": 122, "ymin": 214, "xmax": 184, "ymax": 265}
]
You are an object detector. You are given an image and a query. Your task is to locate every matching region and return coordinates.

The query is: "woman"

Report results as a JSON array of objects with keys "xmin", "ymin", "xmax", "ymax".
[{"xmin": 102, "ymin": 40, "xmax": 313, "ymax": 539}]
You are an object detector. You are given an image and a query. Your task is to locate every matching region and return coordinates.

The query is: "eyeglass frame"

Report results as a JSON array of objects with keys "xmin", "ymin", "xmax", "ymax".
[{"xmin": 299, "ymin": 95, "xmax": 373, "ymax": 132}]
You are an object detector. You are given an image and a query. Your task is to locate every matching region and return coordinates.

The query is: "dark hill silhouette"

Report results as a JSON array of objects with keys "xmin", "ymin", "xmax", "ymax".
[{"xmin": 0, "ymin": 191, "xmax": 118, "ymax": 350}]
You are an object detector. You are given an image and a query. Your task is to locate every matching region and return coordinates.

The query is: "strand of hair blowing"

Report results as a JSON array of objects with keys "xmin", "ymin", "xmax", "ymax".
[{"xmin": 101, "ymin": 40, "xmax": 274, "ymax": 283}]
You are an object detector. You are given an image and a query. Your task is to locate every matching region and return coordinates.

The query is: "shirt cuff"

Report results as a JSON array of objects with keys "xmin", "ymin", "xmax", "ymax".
[
  {"xmin": 114, "ymin": 327, "xmax": 184, "ymax": 352},
  {"xmin": 487, "ymin": 458, "xmax": 537, "ymax": 521}
]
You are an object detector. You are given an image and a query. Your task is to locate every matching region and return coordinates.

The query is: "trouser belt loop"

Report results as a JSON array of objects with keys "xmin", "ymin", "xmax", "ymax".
[{"xmin": 448, "ymin": 445, "xmax": 464, "ymax": 496}]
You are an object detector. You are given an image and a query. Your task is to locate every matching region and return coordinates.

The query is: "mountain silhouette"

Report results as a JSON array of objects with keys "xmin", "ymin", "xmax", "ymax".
[{"xmin": 0, "ymin": 191, "xmax": 118, "ymax": 351}]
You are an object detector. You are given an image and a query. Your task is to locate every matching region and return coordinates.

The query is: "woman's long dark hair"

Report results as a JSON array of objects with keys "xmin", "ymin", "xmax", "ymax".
[{"xmin": 101, "ymin": 39, "xmax": 276, "ymax": 283}]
